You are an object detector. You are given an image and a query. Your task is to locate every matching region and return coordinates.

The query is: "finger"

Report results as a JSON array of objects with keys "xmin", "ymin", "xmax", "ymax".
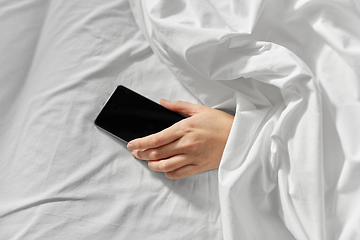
[
  {"xmin": 160, "ymin": 99, "xmax": 204, "ymax": 117},
  {"xmin": 127, "ymin": 123, "xmax": 183, "ymax": 150},
  {"xmin": 165, "ymin": 164, "xmax": 199, "ymax": 179},
  {"xmin": 147, "ymin": 155, "xmax": 190, "ymax": 173},
  {"xmin": 132, "ymin": 140, "xmax": 182, "ymax": 161}
]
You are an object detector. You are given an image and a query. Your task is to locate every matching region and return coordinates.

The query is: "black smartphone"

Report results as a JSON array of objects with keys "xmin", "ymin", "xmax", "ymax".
[{"xmin": 95, "ymin": 85, "xmax": 186, "ymax": 143}]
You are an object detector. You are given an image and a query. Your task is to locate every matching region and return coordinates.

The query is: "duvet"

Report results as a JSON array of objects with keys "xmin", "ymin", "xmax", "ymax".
[{"xmin": 0, "ymin": 0, "xmax": 359, "ymax": 239}]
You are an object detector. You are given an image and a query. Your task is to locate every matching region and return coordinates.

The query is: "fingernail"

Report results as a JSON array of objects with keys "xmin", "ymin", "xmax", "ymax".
[
  {"xmin": 127, "ymin": 142, "xmax": 134, "ymax": 150},
  {"xmin": 131, "ymin": 151, "xmax": 136, "ymax": 158}
]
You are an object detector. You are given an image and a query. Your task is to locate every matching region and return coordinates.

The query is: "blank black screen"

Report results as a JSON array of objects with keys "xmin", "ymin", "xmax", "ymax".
[{"xmin": 95, "ymin": 86, "xmax": 185, "ymax": 143}]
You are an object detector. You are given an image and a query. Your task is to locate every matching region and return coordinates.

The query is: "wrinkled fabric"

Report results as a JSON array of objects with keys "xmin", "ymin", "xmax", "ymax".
[
  {"xmin": 129, "ymin": 0, "xmax": 360, "ymax": 239},
  {"xmin": 0, "ymin": 0, "xmax": 223, "ymax": 239}
]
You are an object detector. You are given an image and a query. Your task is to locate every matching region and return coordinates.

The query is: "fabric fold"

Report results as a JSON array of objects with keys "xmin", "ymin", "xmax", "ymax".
[{"xmin": 130, "ymin": 0, "xmax": 360, "ymax": 239}]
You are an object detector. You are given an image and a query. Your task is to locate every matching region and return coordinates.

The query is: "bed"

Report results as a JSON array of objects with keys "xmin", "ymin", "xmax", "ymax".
[{"xmin": 1, "ymin": 0, "xmax": 359, "ymax": 239}]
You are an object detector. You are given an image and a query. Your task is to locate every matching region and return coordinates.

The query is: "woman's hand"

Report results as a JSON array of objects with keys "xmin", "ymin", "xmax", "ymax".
[{"xmin": 127, "ymin": 99, "xmax": 234, "ymax": 179}]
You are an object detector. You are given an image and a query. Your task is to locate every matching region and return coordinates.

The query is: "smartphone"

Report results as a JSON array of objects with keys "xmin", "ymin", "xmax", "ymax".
[{"xmin": 95, "ymin": 85, "xmax": 186, "ymax": 143}]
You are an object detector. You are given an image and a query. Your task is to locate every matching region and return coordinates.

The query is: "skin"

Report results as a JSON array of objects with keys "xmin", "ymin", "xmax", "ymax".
[{"xmin": 127, "ymin": 99, "xmax": 234, "ymax": 179}]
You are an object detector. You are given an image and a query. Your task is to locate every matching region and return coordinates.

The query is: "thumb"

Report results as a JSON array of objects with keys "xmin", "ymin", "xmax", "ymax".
[{"xmin": 160, "ymin": 99, "xmax": 203, "ymax": 116}]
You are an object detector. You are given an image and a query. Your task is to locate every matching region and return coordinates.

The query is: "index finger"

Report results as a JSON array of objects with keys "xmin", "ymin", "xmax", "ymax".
[{"xmin": 127, "ymin": 123, "xmax": 183, "ymax": 150}]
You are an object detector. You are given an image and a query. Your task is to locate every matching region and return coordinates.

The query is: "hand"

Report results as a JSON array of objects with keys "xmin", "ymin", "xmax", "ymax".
[{"xmin": 127, "ymin": 99, "xmax": 234, "ymax": 179}]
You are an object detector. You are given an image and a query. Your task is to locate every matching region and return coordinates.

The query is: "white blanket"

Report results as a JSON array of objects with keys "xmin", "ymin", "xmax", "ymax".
[
  {"xmin": 0, "ymin": 0, "xmax": 222, "ymax": 239},
  {"xmin": 130, "ymin": 0, "xmax": 360, "ymax": 239},
  {"xmin": 1, "ymin": 0, "xmax": 359, "ymax": 239}
]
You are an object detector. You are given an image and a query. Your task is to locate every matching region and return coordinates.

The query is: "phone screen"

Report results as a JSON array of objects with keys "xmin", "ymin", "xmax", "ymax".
[{"xmin": 95, "ymin": 85, "xmax": 185, "ymax": 143}]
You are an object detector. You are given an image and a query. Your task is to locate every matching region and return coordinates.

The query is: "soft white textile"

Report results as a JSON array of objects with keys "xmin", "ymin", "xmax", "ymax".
[
  {"xmin": 0, "ymin": 0, "xmax": 222, "ymax": 239},
  {"xmin": 1, "ymin": 0, "xmax": 360, "ymax": 239},
  {"xmin": 130, "ymin": 0, "xmax": 360, "ymax": 239}
]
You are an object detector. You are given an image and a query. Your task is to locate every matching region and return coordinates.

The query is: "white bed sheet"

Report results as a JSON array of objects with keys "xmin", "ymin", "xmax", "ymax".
[
  {"xmin": 130, "ymin": 0, "xmax": 360, "ymax": 239},
  {"xmin": 0, "ymin": 0, "xmax": 222, "ymax": 239},
  {"xmin": 1, "ymin": 0, "xmax": 360, "ymax": 239}
]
